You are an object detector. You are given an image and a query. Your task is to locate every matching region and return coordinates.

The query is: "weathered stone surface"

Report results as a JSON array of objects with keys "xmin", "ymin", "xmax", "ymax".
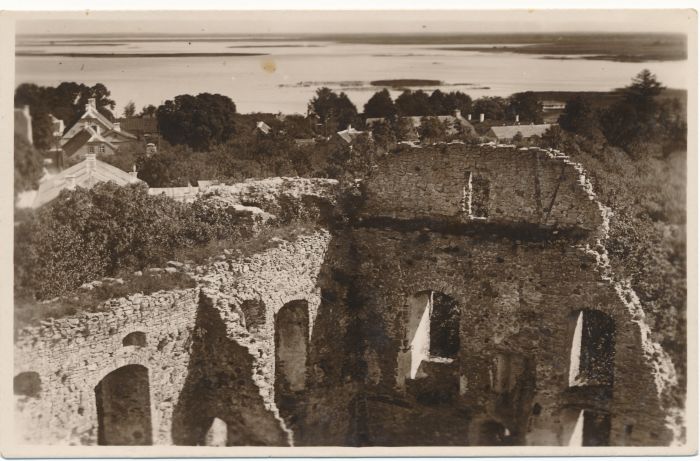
[{"xmin": 13, "ymin": 144, "xmax": 678, "ymax": 447}]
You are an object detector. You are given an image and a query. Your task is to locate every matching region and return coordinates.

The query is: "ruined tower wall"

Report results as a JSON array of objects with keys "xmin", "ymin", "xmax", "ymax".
[
  {"xmin": 360, "ymin": 145, "xmax": 603, "ymax": 232},
  {"xmin": 350, "ymin": 228, "xmax": 671, "ymax": 446}
]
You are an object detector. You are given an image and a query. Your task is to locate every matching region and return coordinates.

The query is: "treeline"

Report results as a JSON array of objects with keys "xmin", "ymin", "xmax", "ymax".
[
  {"xmin": 553, "ymin": 69, "xmax": 686, "ymax": 156},
  {"xmin": 15, "ymin": 82, "xmax": 117, "ymax": 149}
]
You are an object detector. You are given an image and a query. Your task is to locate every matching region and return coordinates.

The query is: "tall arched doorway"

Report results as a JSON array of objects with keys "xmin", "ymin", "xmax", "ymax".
[
  {"xmin": 274, "ymin": 299, "xmax": 310, "ymax": 432},
  {"xmin": 95, "ymin": 364, "xmax": 153, "ymax": 445}
]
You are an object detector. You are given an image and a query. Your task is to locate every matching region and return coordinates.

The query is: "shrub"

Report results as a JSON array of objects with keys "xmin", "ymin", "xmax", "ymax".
[{"xmin": 14, "ymin": 182, "xmax": 252, "ymax": 300}]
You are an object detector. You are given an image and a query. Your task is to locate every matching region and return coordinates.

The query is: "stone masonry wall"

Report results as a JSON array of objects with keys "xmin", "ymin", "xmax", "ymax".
[
  {"xmin": 13, "ymin": 144, "xmax": 679, "ymax": 448},
  {"xmin": 350, "ymin": 228, "xmax": 671, "ymax": 446},
  {"xmin": 361, "ymin": 144, "xmax": 603, "ymax": 233},
  {"xmin": 13, "ymin": 231, "xmax": 332, "ymax": 446}
]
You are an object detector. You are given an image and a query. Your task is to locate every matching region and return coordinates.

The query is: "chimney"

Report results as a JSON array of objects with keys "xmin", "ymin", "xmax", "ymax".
[
  {"xmin": 129, "ymin": 164, "xmax": 139, "ymax": 181},
  {"xmin": 467, "ymin": 113, "xmax": 472, "ymax": 121},
  {"xmin": 86, "ymin": 152, "xmax": 97, "ymax": 170},
  {"xmin": 515, "ymin": 114, "xmax": 520, "ymax": 124},
  {"xmin": 66, "ymin": 174, "xmax": 76, "ymax": 190},
  {"xmin": 88, "ymin": 98, "xmax": 96, "ymax": 108},
  {"xmin": 113, "ymin": 122, "xmax": 121, "ymax": 131},
  {"xmin": 479, "ymin": 113, "xmax": 485, "ymax": 123},
  {"xmin": 454, "ymin": 109, "xmax": 461, "ymax": 119}
]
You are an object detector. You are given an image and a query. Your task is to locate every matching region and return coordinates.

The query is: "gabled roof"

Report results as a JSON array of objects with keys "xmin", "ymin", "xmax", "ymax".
[
  {"xmin": 103, "ymin": 128, "xmax": 138, "ymax": 141},
  {"xmin": 61, "ymin": 102, "xmax": 115, "ymax": 142},
  {"xmin": 61, "ymin": 126, "xmax": 117, "ymax": 157},
  {"xmin": 33, "ymin": 155, "xmax": 141, "ymax": 208},
  {"xmin": 337, "ymin": 126, "xmax": 365, "ymax": 144},
  {"xmin": 489, "ymin": 124, "xmax": 552, "ymax": 140},
  {"xmin": 365, "ymin": 117, "xmax": 386, "ymax": 127},
  {"xmin": 256, "ymin": 121, "xmax": 272, "ymax": 134}
]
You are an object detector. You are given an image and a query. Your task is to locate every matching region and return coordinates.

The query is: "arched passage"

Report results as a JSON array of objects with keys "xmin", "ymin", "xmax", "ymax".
[
  {"xmin": 95, "ymin": 364, "xmax": 153, "ymax": 445},
  {"xmin": 275, "ymin": 300, "xmax": 309, "ymax": 395},
  {"xmin": 275, "ymin": 299, "xmax": 309, "ymax": 432}
]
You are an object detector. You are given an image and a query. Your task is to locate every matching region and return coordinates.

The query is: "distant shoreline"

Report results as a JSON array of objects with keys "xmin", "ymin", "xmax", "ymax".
[{"xmin": 15, "ymin": 52, "xmax": 268, "ymax": 58}]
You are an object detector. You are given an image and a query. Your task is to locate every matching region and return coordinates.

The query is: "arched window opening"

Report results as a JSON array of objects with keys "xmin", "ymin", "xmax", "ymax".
[
  {"xmin": 14, "ymin": 371, "xmax": 41, "ymax": 398},
  {"xmin": 569, "ymin": 310, "xmax": 615, "ymax": 387},
  {"xmin": 567, "ymin": 409, "xmax": 611, "ymax": 447},
  {"xmin": 275, "ymin": 300, "xmax": 310, "ymax": 395},
  {"xmin": 122, "ymin": 331, "xmax": 147, "ymax": 347},
  {"xmin": 404, "ymin": 291, "xmax": 460, "ymax": 380},
  {"xmin": 203, "ymin": 417, "xmax": 228, "ymax": 446},
  {"xmin": 95, "ymin": 364, "xmax": 153, "ymax": 445},
  {"xmin": 240, "ymin": 299, "xmax": 267, "ymax": 332}
]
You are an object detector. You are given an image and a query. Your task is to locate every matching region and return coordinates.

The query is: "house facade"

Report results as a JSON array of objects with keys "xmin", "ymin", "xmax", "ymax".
[{"xmin": 61, "ymin": 98, "xmax": 139, "ymax": 161}]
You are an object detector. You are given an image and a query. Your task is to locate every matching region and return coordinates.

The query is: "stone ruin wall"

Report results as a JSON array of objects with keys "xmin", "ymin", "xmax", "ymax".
[
  {"xmin": 13, "ymin": 143, "xmax": 679, "ymax": 447},
  {"xmin": 347, "ymin": 143, "xmax": 674, "ymax": 446},
  {"xmin": 13, "ymin": 231, "xmax": 333, "ymax": 446},
  {"xmin": 360, "ymin": 144, "xmax": 603, "ymax": 233},
  {"xmin": 350, "ymin": 228, "xmax": 669, "ymax": 445}
]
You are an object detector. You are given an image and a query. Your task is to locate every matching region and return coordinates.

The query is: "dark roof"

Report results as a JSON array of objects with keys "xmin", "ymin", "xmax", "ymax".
[
  {"xmin": 117, "ymin": 117, "xmax": 159, "ymax": 134},
  {"xmin": 61, "ymin": 129, "xmax": 93, "ymax": 157}
]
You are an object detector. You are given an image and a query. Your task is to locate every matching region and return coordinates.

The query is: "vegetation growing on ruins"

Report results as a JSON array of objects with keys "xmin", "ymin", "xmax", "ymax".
[{"xmin": 14, "ymin": 182, "xmax": 256, "ymax": 300}]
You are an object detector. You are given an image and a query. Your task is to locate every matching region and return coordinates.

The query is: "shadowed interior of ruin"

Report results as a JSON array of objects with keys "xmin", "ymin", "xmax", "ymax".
[
  {"xmin": 171, "ymin": 292, "xmax": 289, "ymax": 446},
  {"xmin": 95, "ymin": 364, "xmax": 152, "ymax": 446}
]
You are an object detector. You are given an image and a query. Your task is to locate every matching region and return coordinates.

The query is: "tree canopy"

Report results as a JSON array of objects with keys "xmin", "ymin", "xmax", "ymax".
[
  {"xmin": 14, "ymin": 82, "xmax": 116, "ymax": 149},
  {"xmin": 308, "ymin": 87, "xmax": 359, "ymax": 133},
  {"xmin": 156, "ymin": 93, "xmax": 237, "ymax": 151},
  {"xmin": 363, "ymin": 89, "xmax": 397, "ymax": 120},
  {"xmin": 506, "ymin": 91, "xmax": 544, "ymax": 123}
]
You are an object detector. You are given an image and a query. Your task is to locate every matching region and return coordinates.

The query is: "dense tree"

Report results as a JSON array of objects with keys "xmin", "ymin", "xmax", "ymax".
[
  {"xmin": 370, "ymin": 120, "xmax": 397, "ymax": 153},
  {"xmin": 600, "ymin": 70, "xmax": 671, "ymax": 151},
  {"xmin": 157, "ymin": 93, "xmax": 237, "ymax": 151},
  {"xmin": 472, "ymin": 96, "xmax": 507, "ymax": 121},
  {"xmin": 507, "ymin": 91, "xmax": 544, "ymax": 123},
  {"xmin": 140, "ymin": 104, "xmax": 158, "ymax": 117},
  {"xmin": 308, "ymin": 87, "xmax": 359, "ymax": 134},
  {"xmin": 418, "ymin": 116, "xmax": 448, "ymax": 143},
  {"xmin": 558, "ymin": 96, "xmax": 600, "ymax": 138},
  {"xmin": 363, "ymin": 89, "xmax": 397, "ymax": 120},
  {"xmin": 442, "ymin": 91, "xmax": 473, "ymax": 116},
  {"xmin": 14, "ymin": 133, "xmax": 44, "ymax": 195},
  {"xmin": 428, "ymin": 89, "xmax": 448, "ymax": 115},
  {"xmin": 395, "ymin": 90, "xmax": 432, "ymax": 116},
  {"xmin": 123, "ymin": 101, "xmax": 136, "ymax": 117}
]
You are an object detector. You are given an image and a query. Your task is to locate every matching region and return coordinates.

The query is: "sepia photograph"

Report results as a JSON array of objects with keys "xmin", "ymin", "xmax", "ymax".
[{"xmin": 1, "ymin": 5, "xmax": 696, "ymax": 457}]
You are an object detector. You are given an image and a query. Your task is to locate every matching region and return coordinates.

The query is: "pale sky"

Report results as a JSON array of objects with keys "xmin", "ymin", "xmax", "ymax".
[{"xmin": 14, "ymin": 10, "xmax": 695, "ymax": 36}]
